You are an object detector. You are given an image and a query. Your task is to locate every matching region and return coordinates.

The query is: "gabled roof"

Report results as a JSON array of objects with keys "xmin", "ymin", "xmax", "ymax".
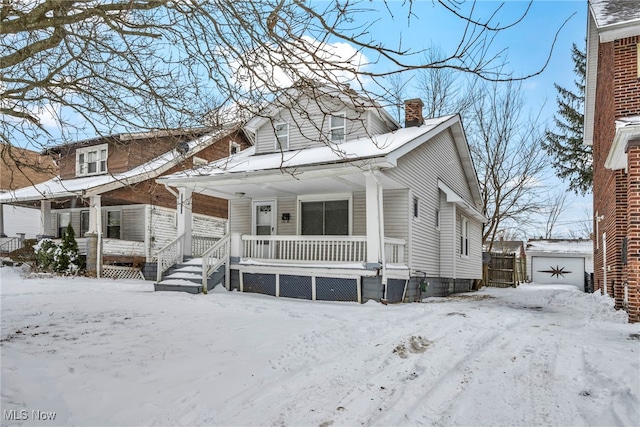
[
  {"xmin": 584, "ymin": 0, "xmax": 640, "ymax": 146},
  {"xmin": 159, "ymin": 114, "xmax": 485, "ymax": 219},
  {"xmin": 0, "ymin": 126, "xmax": 239, "ymax": 203},
  {"xmin": 243, "ymin": 82, "xmax": 400, "ymax": 135}
]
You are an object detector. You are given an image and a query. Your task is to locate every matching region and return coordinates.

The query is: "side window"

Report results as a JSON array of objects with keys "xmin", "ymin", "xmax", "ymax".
[
  {"xmin": 460, "ymin": 217, "xmax": 469, "ymax": 256},
  {"xmin": 58, "ymin": 212, "xmax": 71, "ymax": 238},
  {"xmin": 275, "ymin": 122, "xmax": 289, "ymax": 150},
  {"xmin": 106, "ymin": 210, "xmax": 121, "ymax": 239},
  {"xmin": 229, "ymin": 141, "xmax": 241, "ymax": 155},
  {"xmin": 330, "ymin": 113, "xmax": 346, "ymax": 142},
  {"xmin": 80, "ymin": 210, "xmax": 90, "ymax": 237},
  {"xmin": 412, "ymin": 196, "xmax": 419, "ymax": 220}
]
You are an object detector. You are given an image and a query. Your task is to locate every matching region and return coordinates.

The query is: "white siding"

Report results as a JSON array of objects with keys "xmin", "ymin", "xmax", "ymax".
[
  {"xmin": 352, "ymin": 191, "xmax": 366, "ymax": 236},
  {"xmin": 193, "ymin": 214, "xmax": 226, "ymax": 237},
  {"xmin": 2, "ymin": 205, "xmax": 40, "ymax": 238},
  {"xmin": 229, "ymin": 199, "xmax": 251, "ymax": 234},
  {"xmin": 149, "ymin": 206, "xmax": 178, "ymax": 257},
  {"xmin": 255, "ymin": 97, "xmax": 374, "ymax": 154},
  {"xmin": 384, "ymin": 127, "xmax": 482, "ymax": 278},
  {"xmin": 276, "ymin": 196, "xmax": 297, "ymax": 235}
]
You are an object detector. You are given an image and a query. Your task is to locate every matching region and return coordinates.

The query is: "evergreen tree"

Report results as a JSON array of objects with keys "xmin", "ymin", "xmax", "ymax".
[{"xmin": 543, "ymin": 43, "xmax": 592, "ymax": 195}]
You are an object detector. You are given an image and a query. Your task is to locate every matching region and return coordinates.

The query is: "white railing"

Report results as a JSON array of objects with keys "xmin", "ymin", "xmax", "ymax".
[
  {"xmin": 241, "ymin": 235, "xmax": 407, "ymax": 265},
  {"xmin": 0, "ymin": 237, "xmax": 22, "ymax": 254},
  {"xmin": 384, "ymin": 238, "xmax": 406, "ymax": 263},
  {"xmin": 192, "ymin": 235, "xmax": 220, "ymax": 257},
  {"xmin": 242, "ymin": 235, "xmax": 367, "ymax": 263},
  {"xmin": 201, "ymin": 234, "xmax": 230, "ymax": 294},
  {"xmin": 156, "ymin": 233, "xmax": 184, "ymax": 283}
]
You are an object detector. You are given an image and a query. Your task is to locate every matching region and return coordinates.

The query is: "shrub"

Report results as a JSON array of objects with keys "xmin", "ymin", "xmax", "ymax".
[{"xmin": 34, "ymin": 224, "xmax": 83, "ymax": 275}]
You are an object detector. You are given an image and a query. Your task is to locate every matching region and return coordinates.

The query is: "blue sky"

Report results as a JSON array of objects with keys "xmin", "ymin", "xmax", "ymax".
[{"xmin": 354, "ymin": 0, "xmax": 590, "ymax": 238}]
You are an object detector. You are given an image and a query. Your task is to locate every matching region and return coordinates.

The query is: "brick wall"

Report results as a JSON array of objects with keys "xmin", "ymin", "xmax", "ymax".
[
  {"xmin": 626, "ymin": 144, "xmax": 640, "ymax": 322},
  {"xmin": 593, "ymin": 36, "xmax": 640, "ymax": 322},
  {"xmin": 102, "ymin": 130, "xmax": 251, "ymax": 218}
]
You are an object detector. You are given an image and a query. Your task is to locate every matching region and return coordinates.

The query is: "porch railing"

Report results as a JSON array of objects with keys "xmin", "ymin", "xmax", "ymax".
[
  {"xmin": 241, "ymin": 235, "xmax": 406, "ymax": 264},
  {"xmin": 156, "ymin": 233, "xmax": 184, "ymax": 283},
  {"xmin": 384, "ymin": 238, "xmax": 406, "ymax": 263},
  {"xmin": 201, "ymin": 234, "xmax": 230, "ymax": 294},
  {"xmin": 192, "ymin": 235, "xmax": 221, "ymax": 257},
  {"xmin": 0, "ymin": 237, "xmax": 23, "ymax": 254}
]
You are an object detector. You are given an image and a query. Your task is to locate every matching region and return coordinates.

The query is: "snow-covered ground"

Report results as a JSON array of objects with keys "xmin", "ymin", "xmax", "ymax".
[{"xmin": 1, "ymin": 266, "xmax": 639, "ymax": 427}]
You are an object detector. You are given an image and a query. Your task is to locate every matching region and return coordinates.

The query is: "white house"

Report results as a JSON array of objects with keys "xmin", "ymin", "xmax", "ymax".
[{"xmin": 157, "ymin": 85, "xmax": 486, "ymax": 303}]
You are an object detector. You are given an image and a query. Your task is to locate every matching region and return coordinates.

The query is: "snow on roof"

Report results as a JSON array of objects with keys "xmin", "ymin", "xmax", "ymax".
[
  {"xmin": 526, "ymin": 239, "xmax": 593, "ymax": 255},
  {"xmin": 616, "ymin": 116, "xmax": 640, "ymax": 128},
  {"xmin": 590, "ymin": 0, "xmax": 640, "ymax": 28},
  {"xmin": 162, "ymin": 115, "xmax": 455, "ymax": 181},
  {"xmin": 0, "ymin": 128, "xmax": 231, "ymax": 203}
]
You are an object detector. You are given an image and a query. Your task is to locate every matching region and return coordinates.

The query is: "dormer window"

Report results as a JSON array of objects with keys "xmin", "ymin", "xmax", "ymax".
[
  {"xmin": 229, "ymin": 141, "xmax": 241, "ymax": 155},
  {"xmin": 76, "ymin": 143, "xmax": 107, "ymax": 176},
  {"xmin": 330, "ymin": 113, "xmax": 346, "ymax": 143},
  {"xmin": 275, "ymin": 122, "xmax": 289, "ymax": 150}
]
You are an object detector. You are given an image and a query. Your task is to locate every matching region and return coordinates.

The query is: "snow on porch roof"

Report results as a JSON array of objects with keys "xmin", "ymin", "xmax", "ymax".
[
  {"xmin": 0, "ymin": 128, "xmax": 231, "ymax": 203},
  {"xmin": 160, "ymin": 115, "xmax": 457, "ymax": 183}
]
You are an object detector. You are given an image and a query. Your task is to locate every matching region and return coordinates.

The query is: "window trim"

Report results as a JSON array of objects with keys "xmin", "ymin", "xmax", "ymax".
[
  {"xmin": 80, "ymin": 210, "xmax": 90, "ymax": 237},
  {"xmin": 274, "ymin": 122, "xmax": 289, "ymax": 151},
  {"xmin": 412, "ymin": 196, "xmax": 419, "ymax": 221},
  {"xmin": 297, "ymin": 193, "xmax": 352, "ymax": 235},
  {"xmin": 460, "ymin": 216, "xmax": 469, "ymax": 257},
  {"xmin": 229, "ymin": 140, "xmax": 241, "ymax": 155},
  {"xmin": 76, "ymin": 143, "xmax": 108, "ymax": 177},
  {"xmin": 106, "ymin": 209, "xmax": 122, "ymax": 239},
  {"xmin": 329, "ymin": 112, "xmax": 346, "ymax": 143},
  {"xmin": 58, "ymin": 212, "xmax": 71, "ymax": 238}
]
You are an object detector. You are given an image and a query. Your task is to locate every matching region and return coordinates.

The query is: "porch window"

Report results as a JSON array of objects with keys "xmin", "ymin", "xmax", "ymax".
[
  {"xmin": 301, "ymin": 200, "xmax": 349, "ymax": 235},
  {"xmin": 76, "ymin": 143, "xmax": 107, "ymax": 177},
  {"xmin": 58, "ymin": 212, "xmax": 70, "ymax": 238},
  {"xmin": 275, "ymin": 122, "xmax": 289, "ymax": 150},
  {"xmin": 106, "ymin": 210, "xmax": 121, "ymax": 239},
  {"xmin": 460, "ymin": 217, "xmax": 469, "ymax": 256},
  {"xmin": 330, "ymin": 113, "xmax": 346, "ymax": 142},
  {"xmin": 80, "ymin": 210, "xmax": 90, "ymax": 236}
]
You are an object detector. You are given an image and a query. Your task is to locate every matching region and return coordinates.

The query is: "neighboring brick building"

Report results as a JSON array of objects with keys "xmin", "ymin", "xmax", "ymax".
[
  {"xmin": 585, "ymin": 0, "xmax": 640, "ymax": 322},
  {"xmin": 0, "ymin": 144, "xmax": 57, "ymax": 238},
  {"xmin": 0, "ymin": 126, "xmax": 251, "ymax": 278}
]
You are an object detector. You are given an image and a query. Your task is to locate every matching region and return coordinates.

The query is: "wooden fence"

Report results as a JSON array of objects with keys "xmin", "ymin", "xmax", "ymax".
[{"xmin": 483, "ymin": 253, "xmax": 526, "ymax": 288}]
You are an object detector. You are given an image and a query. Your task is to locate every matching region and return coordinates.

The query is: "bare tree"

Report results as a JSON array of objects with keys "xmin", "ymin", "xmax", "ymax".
[
  {"xmin": 466, "ymin": 80, "xmax": 548, "ymax": 251},
  {"xmin": 1, "ymin": 0, "xmax": 568, "ymax": 163},
  {"xmin": 414, "ymin": 46, "xmax": 479, "ymax": 118},
  {"xmin": 543, "ymin": 192, "xmax": 567, "ymax": 239}
]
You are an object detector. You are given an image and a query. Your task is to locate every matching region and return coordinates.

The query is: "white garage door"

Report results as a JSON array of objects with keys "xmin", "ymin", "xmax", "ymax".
[{"xmin": 531, "ymin": 257, "xmax": 585, "ymax": 289}]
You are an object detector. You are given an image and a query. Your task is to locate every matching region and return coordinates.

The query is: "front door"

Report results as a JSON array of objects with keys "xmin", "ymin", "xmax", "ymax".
[{"xmin": 253, "ymin": 200, "xmax": 276, "ymax": 258}]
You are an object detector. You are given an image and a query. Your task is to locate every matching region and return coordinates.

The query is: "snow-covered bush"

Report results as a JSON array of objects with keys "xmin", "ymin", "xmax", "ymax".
[{"xmin": 34, "ymin": 224, "xmax": 83, "ymax": 275}]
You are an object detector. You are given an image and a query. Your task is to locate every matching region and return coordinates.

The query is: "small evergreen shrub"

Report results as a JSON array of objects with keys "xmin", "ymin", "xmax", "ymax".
[{"xmin": 34, "ymin": 224, "xmax": 84, "ymax": 275}]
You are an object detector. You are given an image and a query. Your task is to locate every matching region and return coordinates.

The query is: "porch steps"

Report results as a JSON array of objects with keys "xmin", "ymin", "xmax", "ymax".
[{"xmin": 154, "ymin": 257, "xmax": 225, "ymax": 294}]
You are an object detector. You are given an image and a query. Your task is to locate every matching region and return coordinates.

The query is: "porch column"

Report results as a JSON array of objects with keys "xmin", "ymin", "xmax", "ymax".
[
  {"xmin": 365, "ymin": 172, "xmax": 382, "ymax": 267},
  {"xmin": 86, "ymin": 195, "xmax": 102, "ymax": 277},
  {"xmin": 40, "ymin": 200, "xmax": 53, "ymax": 237},
  {"xmin": 177, "ymin": 187, "xmax": 193, "ymax": 257},
  {"xmin": 0, "ymin": 203, "xmax": 5, "ymax": 237}
]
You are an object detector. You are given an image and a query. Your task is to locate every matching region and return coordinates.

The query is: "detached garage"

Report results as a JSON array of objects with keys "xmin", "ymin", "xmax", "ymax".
[{"xmin": 526, "ymin": 239, "xmax": 593, "ymax": 291}]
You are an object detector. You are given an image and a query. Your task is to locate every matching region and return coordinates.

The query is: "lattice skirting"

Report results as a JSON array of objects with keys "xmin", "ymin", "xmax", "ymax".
[{"xmin": 102, "ymin": 265, "xmax": 145, "ymax": 280}]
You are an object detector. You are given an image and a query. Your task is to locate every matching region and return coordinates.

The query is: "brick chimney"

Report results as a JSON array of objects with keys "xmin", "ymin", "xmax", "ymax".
[{"xmin": 404, "ymin": 98, "xmax": 424, "ymax": 128}]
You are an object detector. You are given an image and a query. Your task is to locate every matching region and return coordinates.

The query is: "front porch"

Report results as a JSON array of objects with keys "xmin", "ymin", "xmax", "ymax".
[{"xmin": 229, "ymin": 234, "xmax": 413, "ymax": 303}]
